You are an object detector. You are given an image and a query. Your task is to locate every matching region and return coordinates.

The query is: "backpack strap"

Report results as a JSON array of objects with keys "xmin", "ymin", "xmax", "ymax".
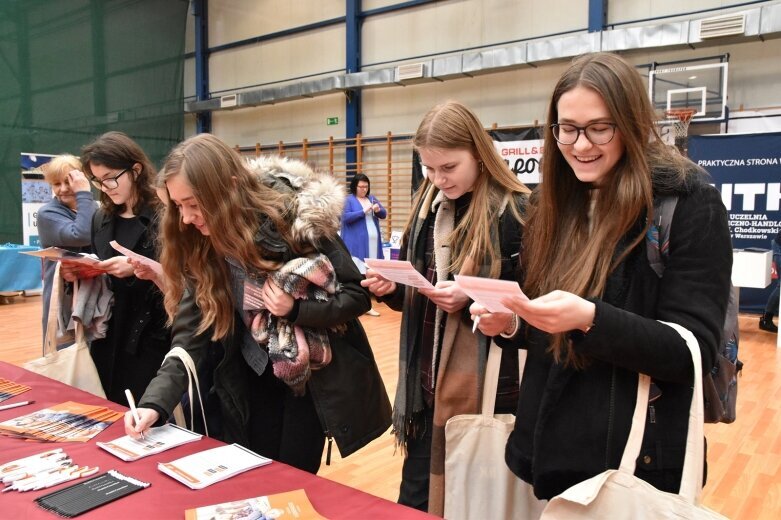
[{"xmin": 646, "ymin": 195, "xmax": 678, "ymax": 277}]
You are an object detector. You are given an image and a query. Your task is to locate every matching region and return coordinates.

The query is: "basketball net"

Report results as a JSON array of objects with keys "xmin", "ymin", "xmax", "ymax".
[{"xmin": 665, "ymin": 108, "xmax": 696, "ymax": 156}]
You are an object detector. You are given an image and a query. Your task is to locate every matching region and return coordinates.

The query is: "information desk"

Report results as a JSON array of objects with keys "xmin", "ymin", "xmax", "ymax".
[
  {"xmin": 0, "ymin": 362, "xmax": 433, "ymax": 519},
  {"xmin": 0, "ymin": 244, "xmax": 41, "ymax": 293}
]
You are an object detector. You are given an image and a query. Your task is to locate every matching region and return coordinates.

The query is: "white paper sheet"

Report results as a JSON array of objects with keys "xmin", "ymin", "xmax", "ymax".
[
  {"xmin": 97, "ymin": 424, "xmax": 202, "ymax": 462},
  {"xmin": 364, "ymin": 258, "xmax": 434, "ymax": 290},
  {"xmin": 109, "ymin": 240, "xmax": 163, "ymax": 279},
  {"xmin": 454, "ymin": 274, "xmax": 527, "ymax": 313}
]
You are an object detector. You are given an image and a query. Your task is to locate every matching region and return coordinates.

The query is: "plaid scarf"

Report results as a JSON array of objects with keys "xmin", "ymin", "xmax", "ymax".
[{"xmin": 248, "ymin": 254, "xmax": 338, "ymax": 395}]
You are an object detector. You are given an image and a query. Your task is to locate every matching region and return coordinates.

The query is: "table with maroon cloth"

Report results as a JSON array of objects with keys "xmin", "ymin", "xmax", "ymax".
[{"xmin": 0, "ymin": 361, "xmax": 433, "ymax": 519}]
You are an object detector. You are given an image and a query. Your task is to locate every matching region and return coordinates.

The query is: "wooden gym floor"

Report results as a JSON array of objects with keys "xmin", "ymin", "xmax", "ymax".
[{"xmin": 2, "ymin": 295, "xmax": 779, "ymax": 518}]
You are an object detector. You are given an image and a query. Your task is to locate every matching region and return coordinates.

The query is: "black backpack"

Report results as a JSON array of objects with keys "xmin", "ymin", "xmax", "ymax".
[{"xmin": 646, "ymin": 195, "xmax": 742, "ymax": 423}]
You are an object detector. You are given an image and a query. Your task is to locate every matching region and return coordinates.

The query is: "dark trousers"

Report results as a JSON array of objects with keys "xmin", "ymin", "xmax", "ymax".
[
  {"xmin": 247, "ymin": 362, "xmax": 325, "ymax": 474},
  {"xmin": 398, "ymin": 405, "xmax": 434, "ymax": 512}
]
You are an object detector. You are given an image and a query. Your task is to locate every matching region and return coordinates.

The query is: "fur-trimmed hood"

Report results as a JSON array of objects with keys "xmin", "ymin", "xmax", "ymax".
[{"xmin": 246, "ymin": 155, "xmax": 345, "ymax": 247}]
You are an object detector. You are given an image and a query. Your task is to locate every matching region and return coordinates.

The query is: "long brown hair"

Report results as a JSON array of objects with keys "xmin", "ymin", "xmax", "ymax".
[
  {"xmin": 525, "ymin": 52, "xmax": 692, "ymax": 365},
  {"xmin": 81, "ymin": 131, "xmax": 158, "ymax": 215},
  {"xmin": 412, "ymin": 100, "xmax": 530, "ymax": 277},
  {"xmin": 159, "ymin": 133, "xmax": 292, "ymax": 340}
]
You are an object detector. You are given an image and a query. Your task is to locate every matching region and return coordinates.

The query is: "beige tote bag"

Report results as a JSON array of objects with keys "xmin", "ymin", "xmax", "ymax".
[
  {"xmin": 444, "ymin": 342, "xmax": 546, "ymax": 520},
  {"xmin": 540, "ymin": 321, "xmax": 726, "ymax": 519},
  {"xmin": 24, "ymin": 264, "xmax": 106, "ymax": 398}
]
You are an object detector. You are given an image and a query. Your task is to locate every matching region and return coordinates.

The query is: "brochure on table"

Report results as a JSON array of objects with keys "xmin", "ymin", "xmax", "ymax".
[
  {"xmin": 97, "ymin": 423, "xmax": 202, "ymax": 462},
  {"xmin": 184, "ymin": 489, "xmax": 326, "ymax": 520},
  {"xmin": 158, "ymin": 443, "xmax": 272, "ymax": 490}
]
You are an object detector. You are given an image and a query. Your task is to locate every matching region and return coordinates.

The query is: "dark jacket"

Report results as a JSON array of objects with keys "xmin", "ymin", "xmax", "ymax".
[
  {"xmin": 89, "ymin": 205, "xmax": 171, "ymax": 405},
  {"xmin": 139, "ymin": 157, "xmax": 391, "ymax": 458},
  {"xmin": 501, "ymin": 178, "xmax": 732, "ymax": 500}
]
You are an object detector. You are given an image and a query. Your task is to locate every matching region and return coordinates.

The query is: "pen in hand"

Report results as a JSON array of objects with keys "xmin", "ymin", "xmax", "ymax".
[
  {"xmin": 472, "ymin": 315, "xmax": 481, "ymax": 334},
  {"xmin": 124, "ymin": 389, "xmax": 145, "ymax": 440}
]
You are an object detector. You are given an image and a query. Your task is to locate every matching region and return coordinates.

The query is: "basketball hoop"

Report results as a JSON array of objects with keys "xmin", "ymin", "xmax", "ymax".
[{"xmin": 665, "ymin": 108, "xmax": 697, "ymax": 155}]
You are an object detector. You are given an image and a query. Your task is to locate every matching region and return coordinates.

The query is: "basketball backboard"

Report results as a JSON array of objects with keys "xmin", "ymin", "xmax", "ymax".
[{"xmin": 649, "ymin": 61, "xmax": 728, "ymax": 124}]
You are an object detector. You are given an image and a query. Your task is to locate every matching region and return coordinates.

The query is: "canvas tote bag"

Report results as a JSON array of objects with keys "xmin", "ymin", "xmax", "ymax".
[
  {"xmin": 540, "ymin": 321, "xmax": 726, "ymax": 519},
  {"xmin": 165, "ymin": 347, "xmax": 209, "ymax": 436},
  {"xmin": 24, "ymin": 264, "xmax": 106, "ymax": 398},
  {"xmin": 444, "ymin": 342, "xmax": 546, "ymax": 520}
]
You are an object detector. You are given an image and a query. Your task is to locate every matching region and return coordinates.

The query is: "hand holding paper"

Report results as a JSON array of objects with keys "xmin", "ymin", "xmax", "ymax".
[
  {"xmin": 364, "ymin": 259, "xmax": 434, "ymax": 290},
  {"xmin": 454, "ymin": 275, "xmax": 528, "ymax": 313},
  {"xmin": 110, "ymin": 240, "xmax": 163, "ymax": 284}
]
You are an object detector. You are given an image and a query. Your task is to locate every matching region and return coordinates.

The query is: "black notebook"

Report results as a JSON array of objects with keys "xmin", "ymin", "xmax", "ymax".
[{"xmin": 34, "ymin": 470, "xmax": 150, "ymax": 518}]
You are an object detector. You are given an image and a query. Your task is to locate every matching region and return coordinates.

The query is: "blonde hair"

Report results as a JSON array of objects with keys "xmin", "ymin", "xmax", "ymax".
[
  {"xmin": 412, "ymin": 100, "xmax": 530, "ymax": 277},
  {"xmin": 41, "ymin": 154, "xmax": 81, "ymax": 185},
  {"xmin": 159, "ymin": 134, "xmax": 293, "ymax": 340}
]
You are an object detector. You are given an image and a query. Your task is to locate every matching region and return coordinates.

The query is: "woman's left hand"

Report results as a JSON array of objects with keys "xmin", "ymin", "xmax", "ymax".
[
  {"xmin": 262, "ymin": 279, "xmax": 294, "ymax": 317},
  {"xmin": 501, "ymin": 290, "xmax": 595, "ymax": 334},
  {"xmin": 419, "ymin": 280, "xmax": 470, "ymax": 313},
  {"xmin": 96, "ymin": 256, "xmax": 135, "ymax": 278}
]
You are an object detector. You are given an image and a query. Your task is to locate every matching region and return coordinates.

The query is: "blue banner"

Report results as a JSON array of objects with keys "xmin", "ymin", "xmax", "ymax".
[{"xmin": 689, "ymin": 132, "xmax": 781, "ymax": 313}]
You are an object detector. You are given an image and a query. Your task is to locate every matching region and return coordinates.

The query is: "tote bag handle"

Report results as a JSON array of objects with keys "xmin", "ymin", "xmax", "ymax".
[
  {"xmin": 618, "ymin": 321, "xmax": 704, "ymax": 505},
  {"xmin": 481, "ymin": 341, "xmax": 527, "ymax": 417},
  {"xmin": 164, "ymin": 347, "xmax": 209, "ymax": 437}
]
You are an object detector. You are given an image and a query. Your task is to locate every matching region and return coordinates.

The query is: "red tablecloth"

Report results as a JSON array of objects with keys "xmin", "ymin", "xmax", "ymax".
[{"xmin": 0, "ymin": 362, "xmax": 433, "ymax": 519}]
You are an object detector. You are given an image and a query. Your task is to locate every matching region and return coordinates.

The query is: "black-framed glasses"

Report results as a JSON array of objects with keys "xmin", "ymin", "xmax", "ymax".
[
  {"xmin": 90, "ymin": 168, "xmax": 131, "ymax": 190},
  {"xmin": 551, "ymin": 122, "xmax": 618, "ymax": 145}
]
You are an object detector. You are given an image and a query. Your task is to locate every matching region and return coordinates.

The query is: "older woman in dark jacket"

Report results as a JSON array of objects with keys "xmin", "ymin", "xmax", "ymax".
[{"xmin": 126, "ymin": 134, "xmax": 391, "ymax": 474}]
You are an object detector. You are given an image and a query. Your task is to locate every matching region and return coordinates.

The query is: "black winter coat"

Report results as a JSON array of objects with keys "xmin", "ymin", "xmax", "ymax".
[
  {"xmin": 502, "ymin": 179, "xmax": 732, "ymax": 500},
  {"xmin": 139, "ymin": 235, "xmax": 392, "ymax": 458},
  {"xmin": 89, "ymin": 205, "xmax": 170, "ymax": 405}
]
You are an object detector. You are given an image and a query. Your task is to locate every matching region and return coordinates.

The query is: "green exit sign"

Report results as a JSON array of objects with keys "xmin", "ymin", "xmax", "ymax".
[{"xmin": 326, "ymin": 117, "xmax": 339, "ymax": 126}]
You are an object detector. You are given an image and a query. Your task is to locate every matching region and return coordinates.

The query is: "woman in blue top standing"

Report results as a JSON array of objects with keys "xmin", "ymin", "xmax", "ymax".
[
  {"xmin": 37, "ymin": 154, "xmax": 97, "ymax": 346},
  {"xmin": 341, "ymin": 173, "xmax": 387, "ymax": 316}
]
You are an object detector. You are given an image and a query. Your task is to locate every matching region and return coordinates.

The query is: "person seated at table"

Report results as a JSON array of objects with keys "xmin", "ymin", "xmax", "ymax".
[
  {"xmin": 37, "ymin": 154, "xmax": 97, "ymax": 347},
  {"xmin": 124, "ymin": 133, "xmax": 391, "ymax": 475},
  {"xmin": 60, "ymin": 132, "xmax": 171, "ymax": 406}
]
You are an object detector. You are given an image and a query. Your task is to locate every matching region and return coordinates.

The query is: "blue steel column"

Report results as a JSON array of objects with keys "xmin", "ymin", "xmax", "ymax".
[
  {"xmin": 588, "ymin": 0, "xmax": 607, "ymax": 32},
  {"xmin": 345, "ymin": 0, "xmax": 361, "ymax": 175},
  {"xmin": 193, "ymin": 0, "xmax": 211, "ymax": 133}
]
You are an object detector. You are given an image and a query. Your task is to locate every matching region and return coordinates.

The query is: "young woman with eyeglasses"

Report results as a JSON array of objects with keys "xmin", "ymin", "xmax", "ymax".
[
  {"xmin": 60, "ymin": 131, "xmax": 171, "ymax": 406},
  {"xmin": 471, "ymin": 53, "xmax": 732, "ymax": 500}
]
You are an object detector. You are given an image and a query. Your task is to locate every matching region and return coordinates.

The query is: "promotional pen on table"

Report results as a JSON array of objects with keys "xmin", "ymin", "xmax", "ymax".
[
  {"xmin": 0, "ymin": 400, "xmax": 34, "ymax": 412},
  {"xmin": 124, "ymin": 389, "xmax": 145, "ymax": 440}
]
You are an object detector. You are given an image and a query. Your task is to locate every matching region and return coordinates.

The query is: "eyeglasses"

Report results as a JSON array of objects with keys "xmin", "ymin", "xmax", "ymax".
[
  {"xmin": 90, "ymin": 168, "xmax": 131, "ymax": 190},
  {"xmin": 551, "ymin": 122, "xmax": 618, "ymax": 145}
]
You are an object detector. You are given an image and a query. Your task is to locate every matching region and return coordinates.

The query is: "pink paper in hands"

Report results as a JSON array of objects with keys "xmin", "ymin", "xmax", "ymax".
[{"xmin": 109, "ymin": 240, "xmax": 163, "ymax": 279}]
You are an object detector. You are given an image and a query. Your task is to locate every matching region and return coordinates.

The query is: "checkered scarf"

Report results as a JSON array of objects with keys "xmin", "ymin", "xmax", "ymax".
[{"xmin": 249, "ymin": 254, "xmax": 337, "ymax": 395}]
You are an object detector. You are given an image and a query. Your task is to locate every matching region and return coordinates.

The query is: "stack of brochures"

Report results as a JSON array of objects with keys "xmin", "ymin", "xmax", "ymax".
[
  {"xmin": 0, "ymin": 401, "xmax": 123, "ymax": 442},
  {"xmin": 0, "ymin": 378, "xmax": 31, "ymax": 403},
  {"xmin": 97, "ymin": 424, "xmax": 202, "ymax": 461},
  {"xmin": 184, "ymin": 489, "xmax": 325, "ymax": 519},
  {"xmin": 158, "ymin": 443, "xmax": 272, "ymax": 489}
]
